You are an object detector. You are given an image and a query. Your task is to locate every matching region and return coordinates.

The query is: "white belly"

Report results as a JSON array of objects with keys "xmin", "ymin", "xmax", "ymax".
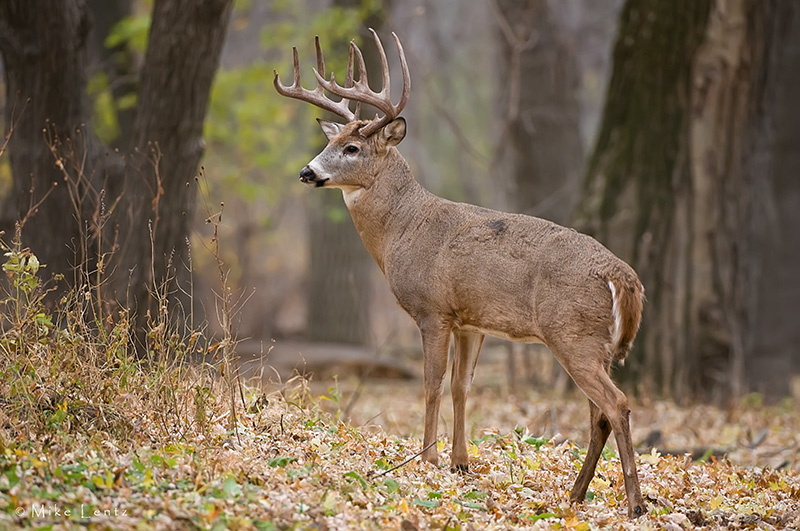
[{"xmin": 456, "ymin": 324, "xmax": 545, "ymax": 344}]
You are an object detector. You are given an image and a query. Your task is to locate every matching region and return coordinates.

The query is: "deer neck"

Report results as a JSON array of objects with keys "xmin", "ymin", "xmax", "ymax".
[{"xmin": 343, "ymin": 150, "xmax": 429, "ymax": 272}]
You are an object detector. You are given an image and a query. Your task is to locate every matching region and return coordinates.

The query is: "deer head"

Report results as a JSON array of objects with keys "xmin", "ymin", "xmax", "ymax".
[
  {"xmin": 273, "ymin": 29, "xmax": 410, "ymax": 192},
  {"xmin": 298, "ymin": 118, "xmax": 407, "ymax": 193}
]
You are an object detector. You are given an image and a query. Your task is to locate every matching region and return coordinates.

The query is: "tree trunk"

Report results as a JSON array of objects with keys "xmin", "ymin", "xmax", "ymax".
[
  {"xmin": 118, "ymin": 0, "xmax": 233, "ymax": 329},
  {"xmin": 493, "ymin": 0, "xmax": 584, "ymax": 224},
  {"xmin": 749, "ymin": 8, "xmax": 800, "ymax": 397},
  {"xmin": 307, "ymin": 192, "xmax": 371, "ymax": 344},
  {"xmin": 576, "ymin": 0, "xmax": 791, "ymax": 400},
  {"xmin": 0, "ymin": 1, "xmax": 99, "ymax": 285}
]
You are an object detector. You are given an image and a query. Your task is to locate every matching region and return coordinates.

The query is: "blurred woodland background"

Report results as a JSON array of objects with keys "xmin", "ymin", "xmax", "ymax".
[{"xmin": 1, "ymin": 0, "xmax": 798, "ymax": 403}]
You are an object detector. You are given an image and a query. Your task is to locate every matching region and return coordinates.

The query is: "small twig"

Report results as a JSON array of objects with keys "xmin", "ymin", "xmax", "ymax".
[
  {"xmin": 0, "ymin": 97, "xmax": 28, "ymax": 159},
  {"xmin": 18, "ymin": 181, "xmax": 58, "ymax": 230},
  {"xmin": 370, "ymin": 440, "xmax": 437, "ymax": 480},
  {"xmin": 359, "ymin": 410, "xmax": 386, "ymax": 428}
]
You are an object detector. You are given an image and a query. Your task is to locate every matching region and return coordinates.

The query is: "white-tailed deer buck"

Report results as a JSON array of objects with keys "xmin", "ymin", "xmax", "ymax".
[{"xmin": 274, "ymin": 30, "xmax": 647, "ymax": 518}]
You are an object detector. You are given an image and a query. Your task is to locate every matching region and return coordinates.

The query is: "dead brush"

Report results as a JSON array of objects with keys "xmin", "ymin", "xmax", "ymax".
[
  {"xmin": 0, "ymin": 136, "xmax": 240, "ymax": 450},
  {"xmin": 0, "ymin": 122, "xmax": 310, "ymax": 466},
  {"xmin": 0, "ymin": 226, "xmax": 135, "ymax": 440}
]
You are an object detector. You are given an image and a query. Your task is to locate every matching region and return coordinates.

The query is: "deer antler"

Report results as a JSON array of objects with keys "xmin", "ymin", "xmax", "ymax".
[
  {"xmin": 274, "ymin": 29, "xmax": 411, "ymax": 137},
  {"xmin": 273, "ymin": 36, "xmax": 357, "ymax": 122}
]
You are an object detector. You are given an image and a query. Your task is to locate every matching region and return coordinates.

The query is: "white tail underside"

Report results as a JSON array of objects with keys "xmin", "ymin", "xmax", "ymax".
[{"xmin": 608, "ymin": 280, "xmax": 623, "ymax": 349}]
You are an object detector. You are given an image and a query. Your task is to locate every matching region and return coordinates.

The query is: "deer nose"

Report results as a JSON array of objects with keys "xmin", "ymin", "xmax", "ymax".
[{"xmin": 299, "ymin": 166, "xmax": 315, "ymax": 182}]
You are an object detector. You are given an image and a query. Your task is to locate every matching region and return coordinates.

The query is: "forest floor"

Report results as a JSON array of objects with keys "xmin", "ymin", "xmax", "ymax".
[{"xmin": 2, "ymin": 343, "xmax": 800, "ymax": 530}]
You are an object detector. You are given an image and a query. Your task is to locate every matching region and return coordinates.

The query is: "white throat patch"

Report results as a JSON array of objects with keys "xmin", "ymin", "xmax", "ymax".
[{"xmin": 341, "ymin": 186, "xmax": 363, "ymax": 208}]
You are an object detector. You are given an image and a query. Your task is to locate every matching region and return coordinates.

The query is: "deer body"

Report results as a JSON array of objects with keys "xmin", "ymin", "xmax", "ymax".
[
  {"xmin": 310, "ymin": 121, "xmax": 641, "ymax": 353},
  {"xmin": 345, "ymin": 144, "xmax": 634, "ymax": 350},
  {"xmin": 275, "ymin": 31, "xmax": 647, "ymax": 518}
]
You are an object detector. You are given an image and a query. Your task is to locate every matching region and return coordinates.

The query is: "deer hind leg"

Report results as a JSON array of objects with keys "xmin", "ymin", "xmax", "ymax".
[
  {"xmin": 418, "ymin": 320, "xmax": 452, "ymax": 466},
  {"xmin": 450, "ymin": 330, "xmax": 484, "ymax": 472},
  {"xmin": 570, "ymin": 401, "xmax": 611, "ymax": 502},
  {"xmin": 551, "ymin": 340, "xmax": 646, "ymax": 518}
]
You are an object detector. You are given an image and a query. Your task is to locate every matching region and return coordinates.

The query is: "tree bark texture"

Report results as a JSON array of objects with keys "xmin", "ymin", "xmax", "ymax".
[
  {"xmin": 577, "ymin": 0, "xmax": 791, "ymax": 399},
  {"xmin": 749, "ymin": 8, "xmax": 800, "ymax": 396},
  {"xmin": 493, "ymin": 0, "xmax": 584, "ymax": 225},
  {"xmin": 120, "ymin": 0, "xmax": 233, "ymax": 326}
]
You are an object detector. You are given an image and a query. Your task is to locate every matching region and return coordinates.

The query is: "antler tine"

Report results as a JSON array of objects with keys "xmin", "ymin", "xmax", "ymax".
[
  {"xmin": 392, "ymin": 31, "xmax": 411, "ymax": 115},
  {"xmin": 292, "ymin": 46, "xmax": 301, "ymax": 87},
  {"xmin": 344, "ymin": 43, "xmax": 361, "ymax": 120},
  {"xmin": 338, "ymin": 40, "xmax": 371, "ymax": 94},
  {"xmin": 371, "ymin": 28, "xmax": 392, "ymax": 102},
  {"xmin": 358, "ymin": 29, "xmax": 412, "ymax": 137},
  {"xmin": 273, "ymin": 37, "xmax": 356, "ymax": 122},
  {"xmin": 314, "ymin": 36, "xmax": 325, "ymax": 79}
]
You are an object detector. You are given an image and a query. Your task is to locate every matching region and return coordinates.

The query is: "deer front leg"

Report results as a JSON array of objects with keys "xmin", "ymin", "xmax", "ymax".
[
  {"xmin": 419, "ymin": 320, "xmax": 452, "ymax": 466},
  {"xmin": 450, "ymin": 330, "xmax": 484, "ymax": 472}
]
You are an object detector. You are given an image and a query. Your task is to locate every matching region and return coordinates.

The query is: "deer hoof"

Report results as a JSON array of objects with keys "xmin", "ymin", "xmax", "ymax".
[
  {"xmin": 421, "ymin": 451, "xmax": 438, "ymax": 466},
  {"xmin": 569, "ymin": 491, "xmax": 585, "ymax": 503},
  {"xmin": 629, "ymin": 503, "xmax": 646, "ymax": 518}
]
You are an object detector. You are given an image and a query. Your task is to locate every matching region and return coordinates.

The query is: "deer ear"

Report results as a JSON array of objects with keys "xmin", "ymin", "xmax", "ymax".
[
  {"xmin": 379, "ymin": 117, "xmax": 406, "ymax": 147},
  {"xmin": 317, "ymin": 119, "xmax": 345, "ymax": 140}
]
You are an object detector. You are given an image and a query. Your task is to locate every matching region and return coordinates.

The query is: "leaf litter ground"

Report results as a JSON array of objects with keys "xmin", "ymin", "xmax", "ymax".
[{"xmin": 2, "ymin": 348, "xmax": 799, "ymax": 530}]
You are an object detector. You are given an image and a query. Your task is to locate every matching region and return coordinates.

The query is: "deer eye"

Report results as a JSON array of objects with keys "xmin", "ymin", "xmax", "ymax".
[{"xmin": 345, "ymin": 144, "xmax": 359, "ymax": 154}]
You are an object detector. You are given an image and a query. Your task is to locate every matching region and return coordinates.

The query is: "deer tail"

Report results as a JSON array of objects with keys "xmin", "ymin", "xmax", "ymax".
[{"xmin": 607, "ymin": 277, "xmax": 644, "ymax": 362}]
